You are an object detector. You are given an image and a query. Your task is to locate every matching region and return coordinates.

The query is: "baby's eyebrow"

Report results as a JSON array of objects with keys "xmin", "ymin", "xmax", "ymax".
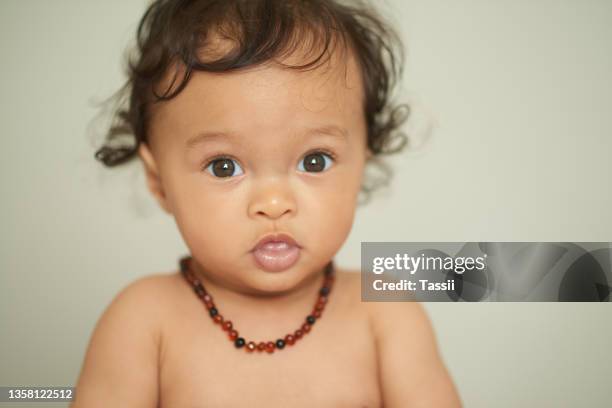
[
  {"xmin": 185, "ymin": 125, "xmax": 348, "ymax": 150},
  {"xmin": 185, "ymin": 131, "xmax": 237, "ymax": 149},
  {"xmin": 307, "ymin": 125, "xmax": 349, "ymax": 141}
]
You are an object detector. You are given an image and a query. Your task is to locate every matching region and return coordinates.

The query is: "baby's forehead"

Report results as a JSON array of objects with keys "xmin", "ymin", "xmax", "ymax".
[
  {"xmin": 200, "ymin": 57, "xmax": 361, "ymax": 108},
  {"xmin": 157, "ymin": 38, "xmax": 363, "ymax": 102},
  {"xmin": 150, "ymin": 50, "xmax": 365, "ymax": 143}
]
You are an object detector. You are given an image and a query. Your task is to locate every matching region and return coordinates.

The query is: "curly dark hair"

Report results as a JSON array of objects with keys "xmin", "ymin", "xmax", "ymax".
[{"xmin": 94, "ymin": 0, "xmax": 409, "ymax": 196}]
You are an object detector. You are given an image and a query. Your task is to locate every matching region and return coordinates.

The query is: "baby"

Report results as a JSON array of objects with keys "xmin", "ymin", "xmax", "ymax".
[{"xmin": 73, "ymin": 0, "xmax": 461, "ymax": 406}]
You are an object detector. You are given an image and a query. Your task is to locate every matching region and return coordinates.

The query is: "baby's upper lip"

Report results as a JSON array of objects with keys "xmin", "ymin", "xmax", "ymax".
[{"xmin": 251, "ymin": 232, "xmax": 301, "ymax": 251}]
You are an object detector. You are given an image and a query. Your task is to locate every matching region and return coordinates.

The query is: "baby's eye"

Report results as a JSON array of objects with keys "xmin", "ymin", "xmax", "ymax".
[
  {"xmin": 298, "ymin": 152, "xmax": 334, "ymax": 173},
  {"xmin": 204, "ymin": 157, "xmax": 244, "ymax": 178}
]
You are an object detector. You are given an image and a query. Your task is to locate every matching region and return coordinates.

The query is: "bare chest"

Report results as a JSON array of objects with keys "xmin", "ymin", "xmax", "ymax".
[{"xmin": 158, "ymin": 285, "xmax": 381, "ymax": 407}]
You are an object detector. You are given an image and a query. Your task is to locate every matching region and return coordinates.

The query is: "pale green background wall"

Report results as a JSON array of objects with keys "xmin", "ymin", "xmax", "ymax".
[{"xmin": 1, "ymin": 0, "xmax": 611, "ymax": 407}]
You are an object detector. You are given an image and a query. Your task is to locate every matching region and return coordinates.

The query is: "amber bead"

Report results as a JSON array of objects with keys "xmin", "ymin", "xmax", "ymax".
[
  {"xmin": 265, "ymin": 341, "xmax": 276, "ymax": 353},
  {"xmin": 301, "ymin": 323, "xmax": 311, "ymax": 333},
  {"xmin": 246, "ymin": 341, "xmax": 257, "ymax": 352},
  {"xmin": 313, "ymin": 309, "xmax": 322, "ymax": 319},
  {"xmin": 222, "ymin": 321, "xmax": 233, "ymax": 331},
  {"xmin": 294, "ymin": 329, "xmax": 304, "ymax": 339},
  {"xmin": 284, "ymin": 334, "xmax": 295, "ymax": 345},
  {"xmin": 229, "ymin": 329, "xmax": 239, "ymax": 340},
  {"xmin": 257, "ymin": 342, "xmax": 266, "ymax": 352},
  {"xmin": 203, "ymin": 294, "xmax": 212, "ymax": 303},
  {"xmin": 204, "ymin": 300, "xmax": 214, "ymax": 309},
  {"xmin": 213, "ymin": 314, "xmax": 223, "ymax": 324}
]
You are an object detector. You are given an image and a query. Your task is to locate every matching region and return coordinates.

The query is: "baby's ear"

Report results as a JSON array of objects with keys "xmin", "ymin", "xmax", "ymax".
[{"xmin": 137, "ymin": 143, "xmax": 173, "ymax": 215}]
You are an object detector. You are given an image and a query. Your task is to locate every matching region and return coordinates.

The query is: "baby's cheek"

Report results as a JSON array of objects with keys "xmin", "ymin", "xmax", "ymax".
[
  {"xmin": 173, "ymin": 191, "xmax": 244, "ymax": 254},
  {"xmin": 305, "ymin": 181, "xmax": 358, "ymax": 255}
]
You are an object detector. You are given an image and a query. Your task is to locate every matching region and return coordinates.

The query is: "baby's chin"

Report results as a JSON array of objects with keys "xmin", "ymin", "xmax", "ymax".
[{"xmin": 237, "ymin": 263, "xmax": 324, "ymax": 297}]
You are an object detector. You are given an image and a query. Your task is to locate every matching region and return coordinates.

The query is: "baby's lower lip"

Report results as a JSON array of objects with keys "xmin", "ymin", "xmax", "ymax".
[{"xmin": 251, "ymin": 242, "xmax": 301, "ymax": 272}]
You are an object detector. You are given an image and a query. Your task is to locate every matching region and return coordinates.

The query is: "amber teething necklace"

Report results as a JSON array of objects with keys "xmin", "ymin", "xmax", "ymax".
[{"xmin": 180, "ymin": 255, "xmax": 335, "ymax": 353}]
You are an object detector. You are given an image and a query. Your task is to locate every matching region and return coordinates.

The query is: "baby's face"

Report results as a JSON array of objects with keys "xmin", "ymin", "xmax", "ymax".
[{"xmin": 139, "ymin": 49, "xmax": 369, "ymax": 294}]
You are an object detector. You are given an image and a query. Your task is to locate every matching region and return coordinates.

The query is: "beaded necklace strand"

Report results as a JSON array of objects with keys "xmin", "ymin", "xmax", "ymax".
[{"xmin": 180, "ymin": 255, "xmax": 335, "ymax": 354}]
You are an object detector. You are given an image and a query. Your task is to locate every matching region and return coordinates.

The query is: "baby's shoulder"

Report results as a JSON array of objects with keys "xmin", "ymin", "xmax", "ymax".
[
  {"xmin": 116, "ymin": 272, "xmax": 184, "ymax": 306},
  {"xmin": 333, "ymin": 267, "xmax": 430, "ymax": 339},
  {"xmin": 107, "ymin": 272, "xmax": 190, "ymax": 330}
]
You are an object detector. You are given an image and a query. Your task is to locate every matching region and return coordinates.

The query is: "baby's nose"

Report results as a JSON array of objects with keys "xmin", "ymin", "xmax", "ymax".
[{"xmin": 247, "ymin": 179, "xmax": 297, "ymax": 220}]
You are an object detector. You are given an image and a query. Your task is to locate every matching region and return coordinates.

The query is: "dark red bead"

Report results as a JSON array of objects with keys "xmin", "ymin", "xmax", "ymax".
[
  {"xmin": 315, "ymin": 300, "xmax": 325, "ymax": 310},
  {"xmin": 222, "ymin": 321, "xmax": 233, "ymax": 331},
  {"xmin": 213, "ymin": 314, "xmax": 223, "ymax": 324},
  {"xmin": 284, "ymin": 334, "xmax": 295, "ymax": 345},
  {"xmin": 265, "ymin": 341, "xmax": 276, "ymax": 353},
  {"xmin": 194, "ymin": 285, "xmax": 205, "ymax": 298},
  {"xmin": 257, "ymin": 342, "xmax": 266, "ymax": 352},
  {"xmin": 204, "ymin": 300, "xmax": 214, "ymax": 309},
  {"xmin": 203, "ymin": 294, "xmax": 212, "ymax": 303},
  {"xmin": 302, "ymin": 323, "xmax": 311, "ymax": 333},
  {"xmin": 182, "ymin": 258, "xmax": 190, "ymax": 269},
  {"xmin": 229, "ymin": 330, "xmax": 239, "ymax": 340},
  {"xmin": 324, "ymin": 263, "xmax": 333, "ymax": 276},
  {"xmin": 294, "ymin": 329, "xmax": 303, "ymax": 339},
  {"xmin": 313, "ymin": 309, "xmax": 322, "ymax": 318}
]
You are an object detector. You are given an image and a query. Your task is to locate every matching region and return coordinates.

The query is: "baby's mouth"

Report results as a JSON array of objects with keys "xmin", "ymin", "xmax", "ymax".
[
  {"xmin": 251, "ymin": 233, "xmax": 301, "ymax": 272},
  {"xmin": 258, "ymin": 241, "xmax": 293, "ymax": 251}
]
